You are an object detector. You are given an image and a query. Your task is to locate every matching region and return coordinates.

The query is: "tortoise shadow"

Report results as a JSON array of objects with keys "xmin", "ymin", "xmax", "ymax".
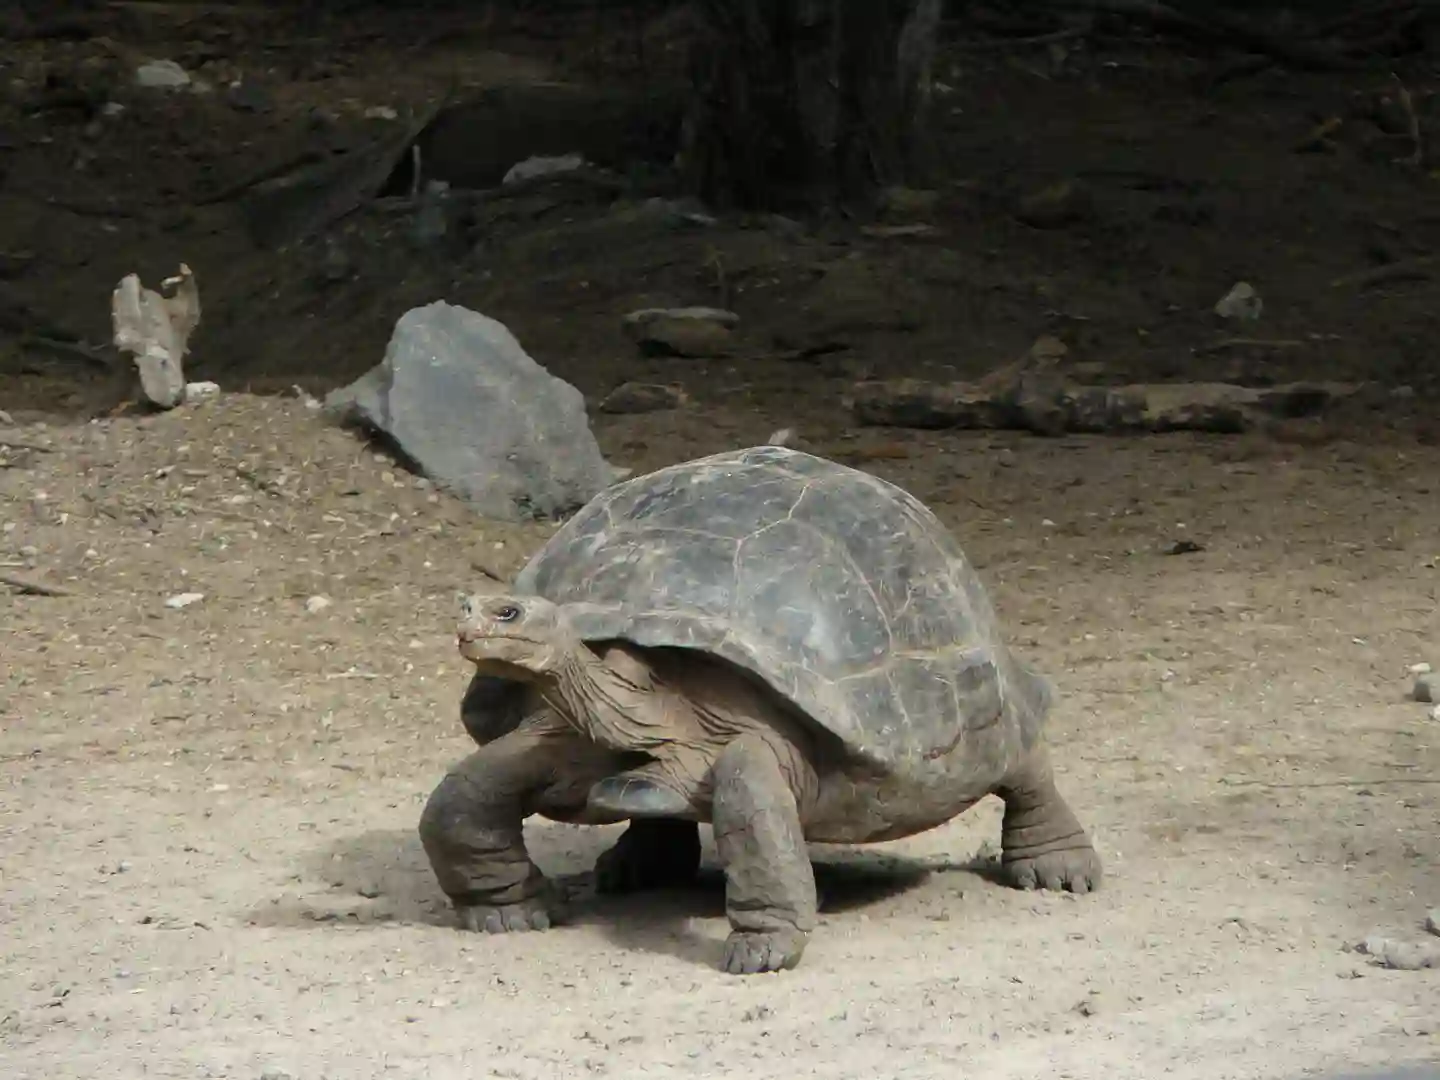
[{"xmin": 245, "ymin": 824, "xmax": 993, "ymax": 969}]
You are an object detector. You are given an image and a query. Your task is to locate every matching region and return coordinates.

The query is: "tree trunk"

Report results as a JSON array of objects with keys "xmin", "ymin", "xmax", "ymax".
[{"xmin": 681, "ymin": 0, "xmax": 942, "ymax": 214}]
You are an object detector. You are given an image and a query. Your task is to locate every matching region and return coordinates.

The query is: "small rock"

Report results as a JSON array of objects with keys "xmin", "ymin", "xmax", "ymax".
[
  {"xmin": 226, "ymin": 80, "xmax": 273, "ymax": 113},
  {"xmin": 598, "ymin": 382, "xmax": 686, "ymax": 415},
  {"xmin": 1411, "ymin": 661, "xmax": 1433, "ymax": 675},
  {"xmin": 1165, "ymin": 539, "xmax": 1205, "ymax": 555},
  {"xmin": 164, "ymin": 592, "xmax": 205, "ymax": 610},
  {"xmin": 363, "ymin": 106, "xmax": 398, "ymax": 121},
  {"xmin": 1414, "ymin": 674, "xmax": 1436, "ymax": 703},
  {"xmin": 0, "ymin": 409, "xmax": 14, "ymax": 425},
  {"xmin": 135, "ymin": 60, "xmax": 191, "ymax": 90},
  {"xmin": 185, "ymin": 381, "xmax": 220, "ymax": 400},
  {"xmin": 1357, "ymin": 933, "xmax": 1440, "ymax": 970},
  {"xmin": 767, "ymin": 428, "xmax": 796, "ymax": 447},
  {"xmin": 621, "ymin": 307, "xmax": 738, "ymax": 359},
  {"xmin": 1214, "ymin": 281, "xmax": 1263, "ymax": 321},
  {"xmin": 503, "ymin": 153, "xmax": 586, "ymax": 185},
  {"xmin": 1014, "ymin": 180, "xmax": 1094, "ymax": 229},
  {"xmin": 259, "ymin": 1070, "xmax": 294, "ymax": 1080},
  {"xmin": 1426, "ymin": 910, "xmax": 1440, "ymax": 936},
  {"xmin": 304, "ymin": 595, "xmax": 332, "ymax": 614},
  {"xmin": 1429, "ymin": 704, "xmax": 1440, "ymax": 722}
]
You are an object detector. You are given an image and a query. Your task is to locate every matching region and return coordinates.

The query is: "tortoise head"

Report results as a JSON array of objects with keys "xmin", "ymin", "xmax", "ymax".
[{"xmin": 455, "ymin": 591, "xmax": 572, "ymax": 680}]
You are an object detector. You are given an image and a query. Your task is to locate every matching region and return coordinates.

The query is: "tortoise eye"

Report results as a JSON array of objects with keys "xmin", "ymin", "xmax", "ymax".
[{"xmin": 494, "ymin": 604, "xmax": 521, "ymax": 623}]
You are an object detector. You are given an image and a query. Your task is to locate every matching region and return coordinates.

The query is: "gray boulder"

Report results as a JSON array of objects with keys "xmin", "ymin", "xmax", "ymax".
[{"xmin": 325, "ymin": 301, "xmax": 613, "ymax": 522}]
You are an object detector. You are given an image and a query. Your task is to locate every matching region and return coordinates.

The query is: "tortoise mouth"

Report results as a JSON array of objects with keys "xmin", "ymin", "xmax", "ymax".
[{"xmin": 456, "ymin": 629, "xmax": 560, "ymax": 675}]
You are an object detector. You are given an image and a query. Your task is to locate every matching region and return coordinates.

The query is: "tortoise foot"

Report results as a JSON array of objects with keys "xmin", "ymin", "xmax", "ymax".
[
  {"xmin": 595, "ymin": 818, "xmax": 702, "ymax": 894},
  {"xmin": 721, "ymin": 929, "xmax": 808, "ymax": 975},
  {"xmin": 1005, "ymin": 844, "xmax": 1102, "ymax": 894},
  {"xmin": 454, "ymin": 891, "xmax": 565, "ymax": 933}
]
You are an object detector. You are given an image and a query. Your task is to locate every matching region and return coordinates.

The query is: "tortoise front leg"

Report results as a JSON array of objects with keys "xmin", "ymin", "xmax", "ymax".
[
  {"xmin": 595, "ymin": 819, "xmax": 702, "ymax": 894},
  {"xmin": 711, "ymin": 734, "xmax": 819, "ymax": 975},
  {"xmin": 418, "ymin": 720, "xmax": 574, "ymax": 933}
]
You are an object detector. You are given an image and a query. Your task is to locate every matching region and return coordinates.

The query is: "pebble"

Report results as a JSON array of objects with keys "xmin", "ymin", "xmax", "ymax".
[
  {"xmin": 1214, "ymin": 281, "xmax": 1263, "ymax": 321},
  {"xmin": 621, "ymin": 307, "xmax": 738, "ymax": 359},
  {"xmin": 135, "ymin": 60, "xmax": 191, "ymax": 89},
  {"xmin": 304, "ymin": 595, "xmax": 332, "ymax": 614},
  {"xmin": 1358, "ymin": 933, "xmax": 1440, "ymax": 971},
  {"xmin": 185, "ymin": 381, "xmax": 221, "ymax": 400},
  {"xmin": 767, "ymin": 428, "xmax": 796, "ymax": 447},
  {"xmin": 1414, "ymin": 674, "xmax": 1436, "ymax": 703},
  {"xmin": 1410, "ymin": 661, "xmax": 1433, "ymax": 675},
  {"xmin": 1427, "ymin": 910, "xmax": 1440, "ymax": 937},
  {"xmin": 164, "ymin": 592, "xmax": 205, "ymax": 610},
  {"xmin": 502, "ymin": 153, "xmax": 586, "ymax": 186},
  {"xmin": 599, "ymin": 382, "xmax": 686, "ymax": 415}
]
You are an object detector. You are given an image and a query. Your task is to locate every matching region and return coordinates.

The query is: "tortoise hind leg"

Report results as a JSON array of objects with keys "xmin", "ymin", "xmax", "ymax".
[
  {"xmin": 595, "ymin": 819, "xmax": 702, "ymax": 894},
  {"xmin": 995, "ymin": 741, "xmax": 1102, "ymax": 894}
]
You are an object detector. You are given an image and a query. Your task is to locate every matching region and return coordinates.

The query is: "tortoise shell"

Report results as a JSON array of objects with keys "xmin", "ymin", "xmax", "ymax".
[{"xmin": 514, "ymin": 446, "xmax": 1046, "ymax": 772}]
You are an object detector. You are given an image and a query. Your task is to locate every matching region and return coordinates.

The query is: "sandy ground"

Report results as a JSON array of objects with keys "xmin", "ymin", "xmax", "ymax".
[{"xmin": 1, "ymin": 395, "xmax": 1437, "ymax": 1080}]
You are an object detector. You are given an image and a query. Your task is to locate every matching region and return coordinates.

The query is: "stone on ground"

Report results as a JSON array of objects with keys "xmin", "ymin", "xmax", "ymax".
[{"xmin": 324, "ymin": 301, "xmax": 613, "ymax": 521}]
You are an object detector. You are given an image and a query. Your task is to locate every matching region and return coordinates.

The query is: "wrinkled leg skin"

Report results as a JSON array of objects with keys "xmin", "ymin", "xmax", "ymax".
[
  {"xmin": 418, "ymin": 728, "xmax": 565, "ymax": 933},
  {"xmin": 595, "ymin": 819, "xmax": 703, "ymax": 895},
  {"xmin": 710, "ymin": 735, "xmax": 818, "ymax": 975},
  {"xmin": 996, "ymin": 741, "xmax": 1103, "ymax": 893}
]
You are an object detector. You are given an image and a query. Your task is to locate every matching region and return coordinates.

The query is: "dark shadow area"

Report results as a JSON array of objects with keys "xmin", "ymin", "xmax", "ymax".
[
  {"xmin": 245, "ymin": 823, "xmax": 993, "ymax": 967},
  {"xmin": 0, "ymin": 0, "xmax": 1435, "ymax": 449}
]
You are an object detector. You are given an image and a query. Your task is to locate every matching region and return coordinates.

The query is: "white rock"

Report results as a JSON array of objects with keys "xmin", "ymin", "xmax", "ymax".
[
  {"xmin": 1214, "ymin": 281, "xmax": 1263, "ymax": 321},
  {"xmin": 185, "ymin": 381, "xmax": 221, "ymax": 399},
  {"xmin": 304, "ymin": 595, "xmax": 333, "ymax": 614},
  {"xmin": 1414, "ymin": 674, "xmax": 1436, "ymax": 703},
  {"xmin": 767, "ymin": 428, "xmax": 796, "ymax": 447},
  {"xmin": 622, "ymin": 306, "xmax": 740, "ymax": 329},
  {"xmin": 111, "ymin": 264, "xmax": 201, "ymax": 410},
  {"xmin": 363, "ymin": 106, "xmax": 398, "ymax": 121},
  {"xmin": 1410, "ymin": 661, "xmax": 1433, "ymax": 675},
  {"xmin": 164, "ymin": 592, "xmax": 205, "ymax": 609},
  {"xmin": 135, "ymin": 60, "xmax": 191, "ymax": 90},
  {"xmin": 503, "ymin": 153, "xmax": 586, "ymax": 186}
]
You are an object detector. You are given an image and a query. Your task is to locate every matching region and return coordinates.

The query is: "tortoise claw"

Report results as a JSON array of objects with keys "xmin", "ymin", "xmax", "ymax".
[
  {"xmin": 454, "ymin": 893, "xmax": 564, "ymax": 933},
  {"xmin": 721, "ymin": 929, "xmax": 808, "ymax": 975},
  {"xmin": 1007, "ymin": 845, "xmax": 1102, "ymax": 894}
]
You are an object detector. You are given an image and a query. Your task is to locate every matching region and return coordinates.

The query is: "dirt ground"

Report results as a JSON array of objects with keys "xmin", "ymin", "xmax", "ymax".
[{"xmin": 1, "ymin": 3, "xmax": 1439, "ymax": 1078}]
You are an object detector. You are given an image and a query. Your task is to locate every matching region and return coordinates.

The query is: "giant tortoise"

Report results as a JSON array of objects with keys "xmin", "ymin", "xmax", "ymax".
[{"xmin": 419, "ymin": 445, "xmax": 1101, "ymax": 975}]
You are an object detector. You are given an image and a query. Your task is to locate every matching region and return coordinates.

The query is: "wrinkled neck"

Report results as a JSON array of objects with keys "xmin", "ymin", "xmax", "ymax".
[{"xmin": 539, "ymin": 643, "xmax": 666, "ymax": 753}]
